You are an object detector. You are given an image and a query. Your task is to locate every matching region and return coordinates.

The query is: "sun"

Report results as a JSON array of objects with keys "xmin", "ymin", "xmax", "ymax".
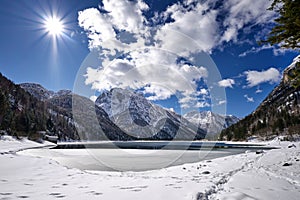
[{"xmin": 44, "ymin": 16, "xmax": 64, "ymax": 37}]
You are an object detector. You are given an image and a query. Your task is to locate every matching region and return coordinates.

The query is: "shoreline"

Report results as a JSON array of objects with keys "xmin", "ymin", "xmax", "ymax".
[{"xmin": 55, "ymin": 140, "xmax": 278, "ymax": 150}]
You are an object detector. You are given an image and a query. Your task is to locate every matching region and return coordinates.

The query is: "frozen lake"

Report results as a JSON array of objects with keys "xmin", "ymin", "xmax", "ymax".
[{"xmin": 19, "ymin": 147, "xmax": 250, "ymax": 171}]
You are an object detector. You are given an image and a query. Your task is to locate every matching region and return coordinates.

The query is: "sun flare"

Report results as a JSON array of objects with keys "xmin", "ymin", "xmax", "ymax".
[{"xmin": 44, "ymin": 16, "xmax": 64, "ymax": 36}]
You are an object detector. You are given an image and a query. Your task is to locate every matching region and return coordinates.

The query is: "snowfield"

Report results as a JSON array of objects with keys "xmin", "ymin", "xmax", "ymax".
[{"xmin": 0, "ymin": 136, "xmax": 299, "ymax": 200}]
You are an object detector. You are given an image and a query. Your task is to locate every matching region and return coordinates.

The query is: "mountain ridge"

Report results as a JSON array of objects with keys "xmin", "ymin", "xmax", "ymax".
[
  {"xmin": 183, "ymin": 110, "xmax": 239, "ymax": 139},
  {"xmin": 14, "ymin": 82, "xmax": 240, "ymax": 141},
  {"xmin": 95, "ymin": 88, "xmax": 206, "ymax": 140}
]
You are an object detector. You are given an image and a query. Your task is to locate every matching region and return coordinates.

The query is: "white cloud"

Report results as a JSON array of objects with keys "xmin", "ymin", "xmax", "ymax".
[
  {"xmin": 218, "ymin": 100, "xmax": 227, "ymax": 105},
  {"xmin": 198, "ymin": 88, "xmax": 209, "ymax": 95},
  {"xmin": 221, "ymin": 0, "xmax": 275, "ymax": 44},
  {"xmin": 195, "ymin": 101, "xmax": 210, "ymax": 108},
  {"xmin": 101, "ymin": 0, "xmax": 149, "ymax": 34},
  {"xmin": 79, "ymin": 0, "xmax": 277, "ymax": 56},
  {"xmin": 85, "ymin": 48, "xmax": 208, "ymax": 105},
  {"xmin": 218, "ymin": 78, "xmax": 235, "ymax": 88},
  {"xmin": 244, "ymin": 67, "xmax": 281, "ymax": 87},
  {"xmin": 78, "ymin": 0, "xmax": 280, "ymax": 109},
  {"xmin": 143, "ymin": 85, "xmax": 173, "ymax": 101},
  {"xmin": 155, "ymin": 2, "xmax": 219, "ymax": 55},
  {"xmin": 78, "ymin": 8, "xmax": 116, "ymax": 50},
  {"xmin": 255, "ymin": 88, "xmax": 263, "ymax": 93},
  {"xmin": 78, "ymin": 0, "xmax": 149, "ymax": 64},
  {"xmin": 244, "ymin": 94, "xmax": 254, "ymax": 102}
]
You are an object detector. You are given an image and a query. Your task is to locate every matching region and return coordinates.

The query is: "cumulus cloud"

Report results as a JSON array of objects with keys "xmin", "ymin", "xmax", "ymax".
[
  {"xmin": 244, "ymin": 67, "xmax": 281, "ymax": 87},
  {"xmin": 198, "ymin": 88, "xmax": 209, "ymax": 95},
  {"xmin": 244, "ymin": 94, "xmax": 254, "ymax": 102},
  {"xmin": 101, "ymin": 0, "xmax": 149, "ymax": 34},
  {"xmin": 78, "ymin": 0, "xmax": 278, "ymax": 109},
  {"xmin": 85, "ymin": 48, "xmax": 208, "ymax": 107},
  {"xmin": 218, "ymin": 78, "xmax": 235, "ymax": 88},
  {"xmin": 78, "ymin": 0, "xmax": 149, "ymax": 63},
  {"xmin": 155, "ymin": 1, "xmax": 219, "ymax": 54},
  {"xmin": 78, "ymin": 8, "xmax": 116, "ymax": 50},
  {"xmin": 78, "ymin": 0, "xmax": 276, "ymax": 57}
]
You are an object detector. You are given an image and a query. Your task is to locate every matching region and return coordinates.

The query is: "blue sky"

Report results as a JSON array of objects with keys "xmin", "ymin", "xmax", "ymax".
[{"xmin": 0, "ymin": 0, "xmax": 298, "ymax": 118}]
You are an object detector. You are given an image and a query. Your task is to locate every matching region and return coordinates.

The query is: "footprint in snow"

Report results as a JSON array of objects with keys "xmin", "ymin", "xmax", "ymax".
[
  {"xmin": 282, "ymin": 162, "xmax": 292, "ymax": 166},
  {"xmin": 17, "ymin": 195, "xmax": 29, "ymax": 199},
  {"xmin": 0, "ymin": 193, "xmax": 12, "ymax": 196},
  {"xmin": 49, "ymin": 193, "xmax": 66, "ymax": 198},
  {"xmin": 87, "ymin": 191, "xmax": 103, "ymax": 195}
]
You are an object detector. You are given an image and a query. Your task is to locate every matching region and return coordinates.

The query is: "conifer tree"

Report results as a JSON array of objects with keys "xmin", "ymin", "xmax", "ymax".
[{"xmin": 263, "ymin": 0, "xmax": 300, "ymax": 49}]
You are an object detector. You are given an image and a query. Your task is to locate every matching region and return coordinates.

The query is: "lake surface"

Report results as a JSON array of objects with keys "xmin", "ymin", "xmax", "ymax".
[{"xmin": 19, "ymin": 147, "xmax": 249, "ymax": 172}]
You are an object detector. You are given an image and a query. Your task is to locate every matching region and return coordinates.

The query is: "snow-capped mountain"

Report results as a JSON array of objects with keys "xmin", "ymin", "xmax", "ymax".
[
  {"xmin": 96, "ymin": 88, "xmax": 206, "ymax": 140},
  {"xmin": 19, "ymin": 83, "xmax": 55, "ymax": 101},
  {"xmin": 19, "ymin": 82, "xmax": 239, "ymax": 141},
  {"xmin": 19, "ymin": 83, "xmax": 72, "ymax": 101},
  {"xmin": 183, "ymin": 111, "xmax": 239, "ymax": 138},
  {"xmin": 220, "ymin": 55, "xmax": 300, "ymax": 141}
]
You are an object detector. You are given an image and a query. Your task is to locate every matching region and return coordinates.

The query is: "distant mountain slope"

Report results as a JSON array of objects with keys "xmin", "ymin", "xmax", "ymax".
[
  {"xmin": 220, "ymin": 55, "xmax": 300, "ymax": 141},
  {"xmin": 183, "ymin": 111, "xmax": 239, "ymax": 139},
  {"xmin": 96, "ymin": 88, "xmax": 206, "ymax": 140},
  {"xmin": 20, "ymin": 83, "xmax": 72, "ymax": 101},
  {"xmin": 0, "ymin": 73, "xmax": 78, "ymax": 141},
  {"xmin": 20, "ymin": 83, "xmax": 55, "ymax": 101}
]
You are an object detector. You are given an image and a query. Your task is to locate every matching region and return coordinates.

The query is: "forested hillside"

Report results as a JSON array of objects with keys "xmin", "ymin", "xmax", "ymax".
[
  {"xmin": 0, "ymin": 73, "xmax": 78, "ymax": 141},
  {"xmin": 220, "ymin": 56, "xmax": 300, "ymax": 141}
]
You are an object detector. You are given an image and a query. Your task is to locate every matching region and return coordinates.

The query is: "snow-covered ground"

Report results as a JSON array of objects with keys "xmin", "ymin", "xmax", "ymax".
[{"xmin": 0, "ymin": 136, "xmax": 299, "ymax": 200}]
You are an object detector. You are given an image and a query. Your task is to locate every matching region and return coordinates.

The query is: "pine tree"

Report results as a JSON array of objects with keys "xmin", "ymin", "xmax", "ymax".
[{"xmin": 262, "ymin": 0, "xmax": 300, "ymax": 49}]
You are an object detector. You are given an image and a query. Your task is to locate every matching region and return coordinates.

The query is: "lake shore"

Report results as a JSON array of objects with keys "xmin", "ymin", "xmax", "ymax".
[{"xmin": 0, "ymin": 136, "xmax": 299, "ymax": 199}]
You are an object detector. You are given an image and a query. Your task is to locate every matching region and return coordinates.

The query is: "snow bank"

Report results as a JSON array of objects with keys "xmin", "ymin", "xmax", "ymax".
[
  {"xmin": 0, "ymin": 136, "xmax": 299, "ymax": 199},
  {"xmin": 0, "ymin": 135, "xmax": 55, "ymax": 154}
]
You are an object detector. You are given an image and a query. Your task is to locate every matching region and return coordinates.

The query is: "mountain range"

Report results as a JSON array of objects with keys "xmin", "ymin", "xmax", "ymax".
[
  {"xmin": 95, "ymin": 88, "xmax": 207, "ymax": 140},
  {"xmin": 0, "ymin": 76, "xmax": 239, "ymax": 141},
  {"xmin": 183, "ymin": 111, "xmax": 239, "ymax": 139},
  {"xmin": 4, "ymin": 52, "xmax": 299, "ymax": 143}
]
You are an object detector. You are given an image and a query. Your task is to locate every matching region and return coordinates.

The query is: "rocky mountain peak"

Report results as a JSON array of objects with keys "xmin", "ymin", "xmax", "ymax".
[
  {"xmin": 183, "ymin": 110, "xmax": 239, "ymax": 139},
  {"xmin": 96, "ymin": 88, "xmax": 206, "ymax": 140}
]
